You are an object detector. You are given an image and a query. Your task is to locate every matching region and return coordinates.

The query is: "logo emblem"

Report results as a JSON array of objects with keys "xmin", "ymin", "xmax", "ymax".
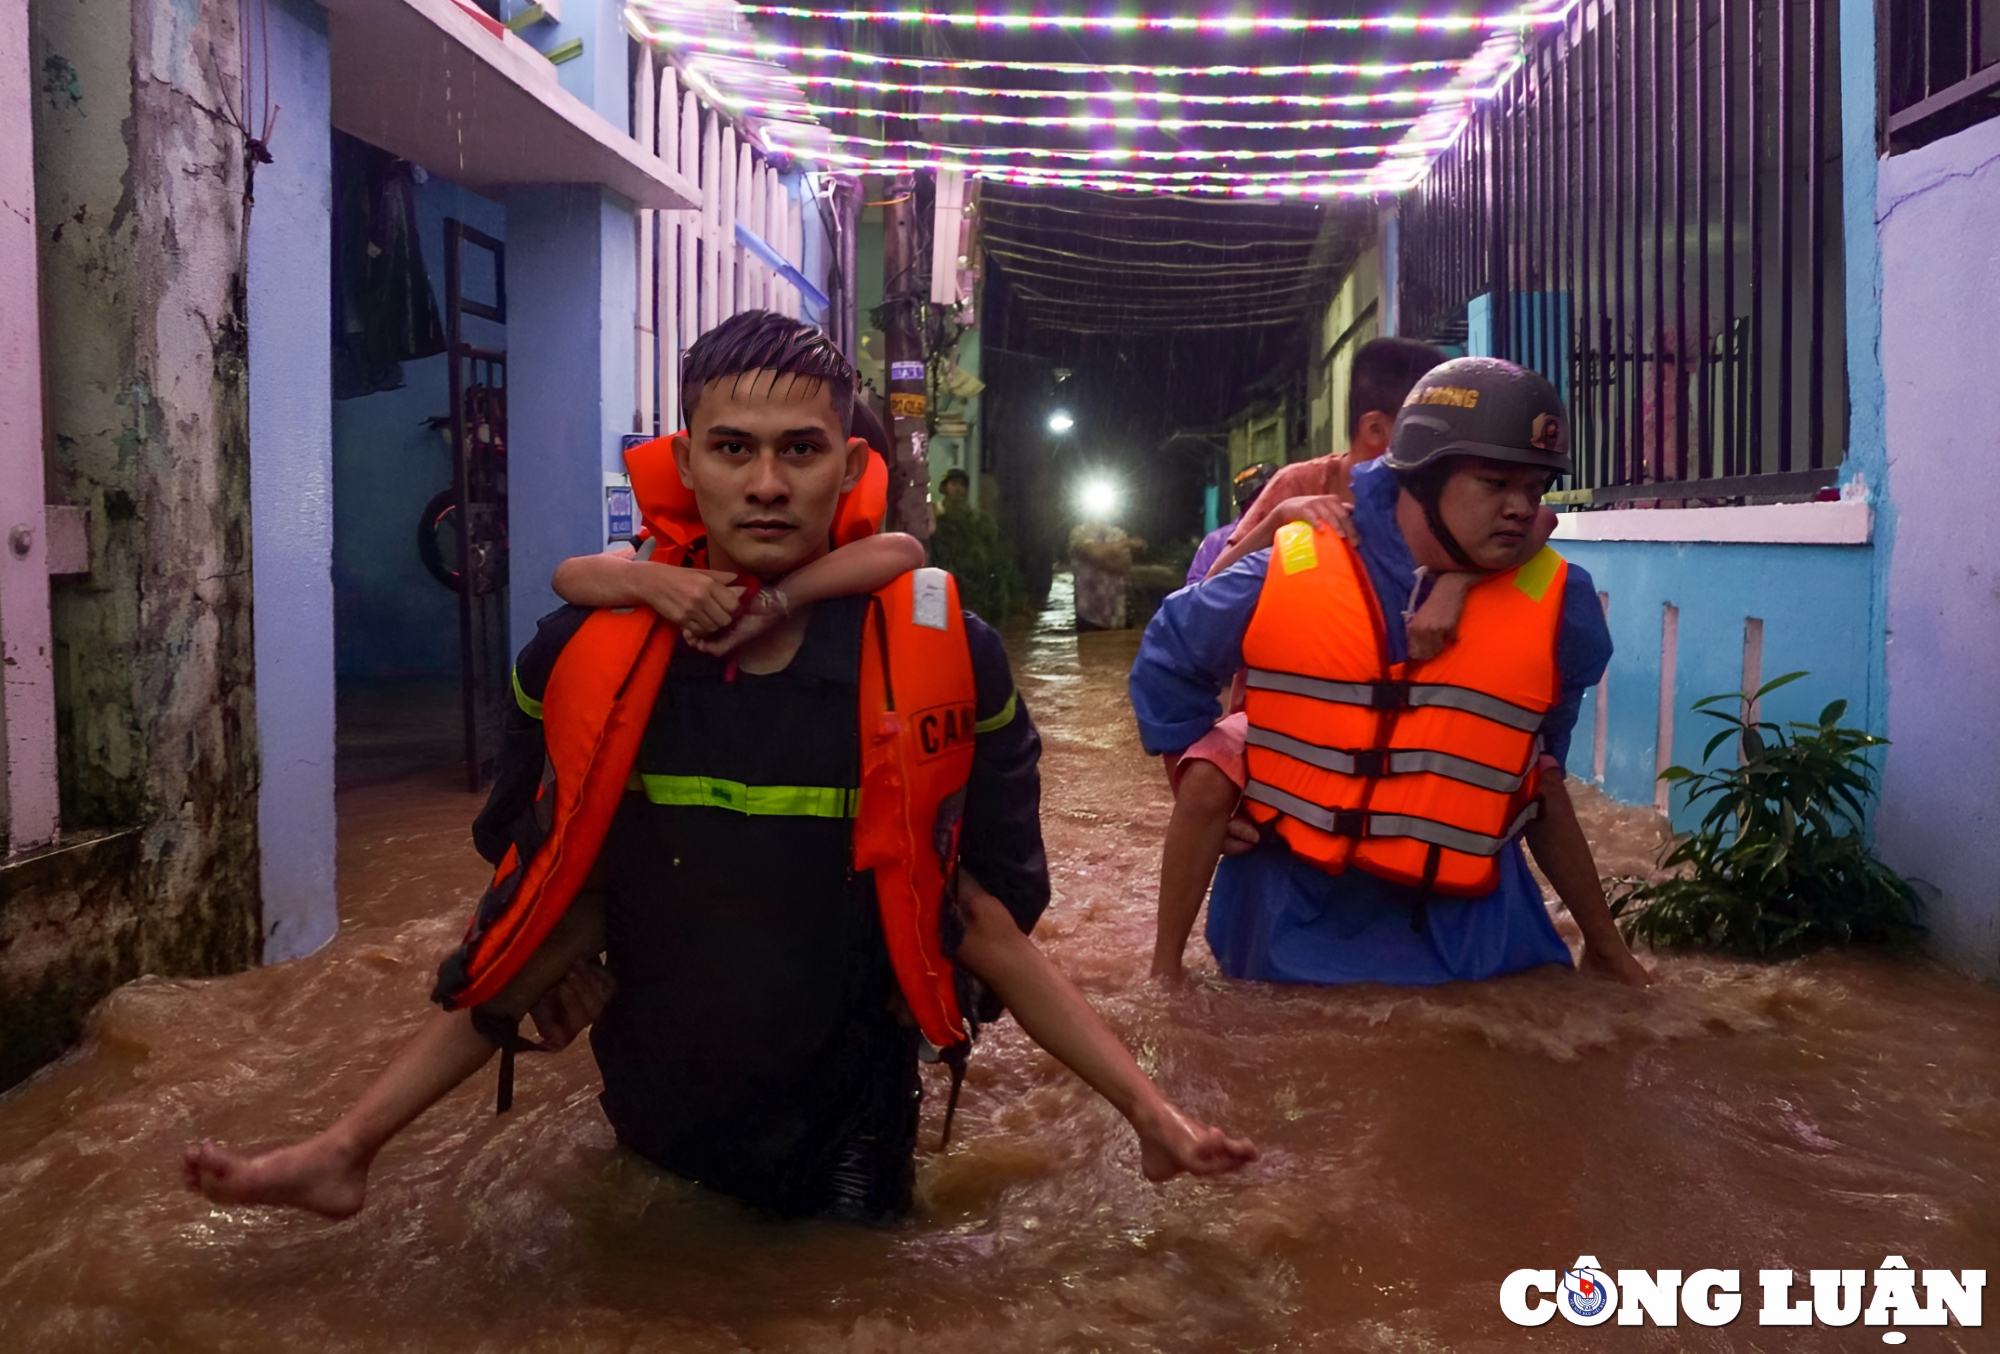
[
  {"xmin": 1530, "ymin": 412, "xmax": 1563, "ymax": 451},
  {"xmin": 1560, "ymin": 1258, "xmax": 1618, "ymax": 1325}
]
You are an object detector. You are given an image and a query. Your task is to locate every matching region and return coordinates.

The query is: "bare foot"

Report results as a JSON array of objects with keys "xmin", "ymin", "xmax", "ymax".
[
  {"xmin": 182, "ymin": 1134, "xmax": 369, "ymax": 1219},
  {"xmin": 1580, "ymin": 940, "xmax": 1652, "ymax": 988},
  {"xmin": 1133, "ymin": 1100, "xmax": 1258, "ymax": 1182}
]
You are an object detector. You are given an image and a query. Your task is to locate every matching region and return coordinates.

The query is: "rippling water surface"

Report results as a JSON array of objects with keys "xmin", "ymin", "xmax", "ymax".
[{"xmin": 3, "ymin": 585, "xmax": 1996, "ymax": 1352}]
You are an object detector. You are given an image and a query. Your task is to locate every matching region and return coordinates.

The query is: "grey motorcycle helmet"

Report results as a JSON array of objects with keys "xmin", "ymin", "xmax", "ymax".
[
  {"xmin": 1383, "ymin": 358, "xmax": 1569, "ymax": 567},
  {"xmin": 1383, "ymin": 357, "xmax": 1571, "ymax": 476}
]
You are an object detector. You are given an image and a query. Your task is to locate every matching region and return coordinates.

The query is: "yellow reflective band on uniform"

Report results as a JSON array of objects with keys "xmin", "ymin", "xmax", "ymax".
[
  {"xmin": 511, "ymin": 667, "xmax": 543, "ymax": 721},
  {"xmin": 639, "ymin": 774, "xmax": 859, "ymax": 818},
  {"xmin": 1276, "ymin": 520, "xmax": 1319, "ymax": 575},
  {"xmin": 974, "ymin": 688, "xmax": 1018, "ymax": 735},
  {"xmin": 1512, "ymin": 546, "xmax": 1562, "ymax": 603}
]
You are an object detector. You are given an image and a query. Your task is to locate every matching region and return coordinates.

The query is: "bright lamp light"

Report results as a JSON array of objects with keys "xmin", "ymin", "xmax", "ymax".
[
  {"xmin": 1047, "ymin": 410, "xmax": 1075, "ymax": 433},
  {"xmin": 1076, "ymin": 476, "xmax": 1121, "ymax": 520}
]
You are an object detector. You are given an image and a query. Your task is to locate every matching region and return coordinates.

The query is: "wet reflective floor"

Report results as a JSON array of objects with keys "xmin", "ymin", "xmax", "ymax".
[{"xmin": 2, "ymin": 585, "xmax": 1997, "ymax": 1352}]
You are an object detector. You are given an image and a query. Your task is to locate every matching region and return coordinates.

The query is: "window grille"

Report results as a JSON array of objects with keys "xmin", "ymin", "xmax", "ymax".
[
  {"xmin": 1399, "ymin": 0, "xmax": 1845, "ymax": 506},
  {"xmin": 1883, "ymin": 0, "xmax": 2000, "ymax": 154}
]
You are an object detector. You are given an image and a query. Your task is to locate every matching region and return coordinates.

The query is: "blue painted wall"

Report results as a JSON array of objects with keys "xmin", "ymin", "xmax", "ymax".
[
  {"xmin": 1559, "ymin": 540, "xmax": 1876, "ymax": 833},
  {"xmin": 505, "ymin": 184, "xmax": 638, "ymax": 651},
  {"xmin": 1837, "ymin": 0, "xmax": 1892, "ymax": 746},
  {"xmin": 509, "ymin": 0, "xmax": 629, "ymax": 124},
  {"xmin": 331, "ymin": 175, "xmax": 505, "ymax": 680},
  {"xmin": 791, "ymin": 172, "xmax": 831, "ymax": 328},
  {"xmin": 247, "ymin": 0, "xmax": 336, "ymax": 961},
  {"xmin": 1872, "ymin": 112, "xmax": 2000, "ymax": 978}
]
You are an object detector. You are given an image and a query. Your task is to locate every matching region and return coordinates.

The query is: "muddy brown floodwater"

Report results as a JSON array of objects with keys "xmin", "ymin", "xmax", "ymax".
[{"xmin": 3, "ymin": 583, "xmax": 1997, "ymax": 1353}]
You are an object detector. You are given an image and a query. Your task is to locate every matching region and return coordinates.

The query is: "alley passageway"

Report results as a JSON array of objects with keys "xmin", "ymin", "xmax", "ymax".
[{"xmin": 1, "ymin": 598, "xmax": 1996, "ymax": 1353}]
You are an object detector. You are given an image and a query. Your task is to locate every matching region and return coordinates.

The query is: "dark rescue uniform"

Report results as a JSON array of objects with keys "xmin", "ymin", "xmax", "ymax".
[{"xmin": 466, "ymin": 596, "xmax": 1048, "ymax": 1219}]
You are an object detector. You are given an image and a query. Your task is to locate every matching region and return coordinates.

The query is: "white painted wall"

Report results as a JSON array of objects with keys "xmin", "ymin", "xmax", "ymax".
[{"xmin": 1874, "ymin": 112, "xmax": 2000, "ymax": 979}]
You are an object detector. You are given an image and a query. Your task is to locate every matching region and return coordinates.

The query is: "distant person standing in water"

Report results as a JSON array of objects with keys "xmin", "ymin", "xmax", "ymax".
[
  {"xmin": 1133, "ymin": 358, "xmax": 1648, "ymax": 989},
  {"xmin": 1070, "ymin": 517, "xmax": 1143, "ymax": 631},
  {"xmin": 931, "ymin": 468, "xmax": 1025, "ymax": 624}
]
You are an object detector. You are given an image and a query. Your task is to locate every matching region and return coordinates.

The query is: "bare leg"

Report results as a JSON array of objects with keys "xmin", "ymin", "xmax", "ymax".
[
  {"xmin": 184, "ymin": 1008, "xmax": 497, "ymax": 1218},
  {"xmin": 1152, "ymin": 759, "xmax": 1239, "ymax": 981},
  {"xmin": 955, "ymin": 876, "xmax": 1257, "ymax": 1182},
  {"xmin": 185, "ymin": 893, "xmax": 609, "ymax": 1218}
]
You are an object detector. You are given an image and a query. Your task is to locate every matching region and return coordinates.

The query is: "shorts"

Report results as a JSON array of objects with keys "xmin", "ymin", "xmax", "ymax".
[{"xmin": 1171, "ymin": 711, "xmax": 1249, "ymax": 794}]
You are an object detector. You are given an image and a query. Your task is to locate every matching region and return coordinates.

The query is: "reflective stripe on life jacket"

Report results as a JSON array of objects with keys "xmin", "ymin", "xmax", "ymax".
[{"xmin": 1240, "ymin": 522, "xmax": 1568, "ymax": 897}]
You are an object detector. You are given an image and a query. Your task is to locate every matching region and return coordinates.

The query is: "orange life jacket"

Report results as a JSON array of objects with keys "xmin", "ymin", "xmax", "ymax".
[
  {"xmin": 1240, "ymin": 521, "xmax": 1568, "ymax": 897},
  {"xmin": 437, "ymin": 436, "xmax": 977, "ymax": 1055}
]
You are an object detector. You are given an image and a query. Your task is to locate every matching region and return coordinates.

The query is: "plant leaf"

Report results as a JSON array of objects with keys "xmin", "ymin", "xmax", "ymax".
[{"xmin": 1756, "ymin": 670, "xmax": 1810, "ymax": 699}]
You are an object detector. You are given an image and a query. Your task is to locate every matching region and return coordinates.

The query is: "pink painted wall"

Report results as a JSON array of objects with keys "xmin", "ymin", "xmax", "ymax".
[{"xmin": 0, "ymin": 0, "xmax": 59, "ymax": 856}]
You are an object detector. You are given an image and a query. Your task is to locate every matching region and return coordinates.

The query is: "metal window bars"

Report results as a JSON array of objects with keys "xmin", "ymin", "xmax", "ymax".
[
  {"xmin": 1398, "ymin": 0, "xmax": 1845, "ymax": 507},
  {"xmin": 1884, "ymin": 0, "xmax": 2000, "ymax": 153}
]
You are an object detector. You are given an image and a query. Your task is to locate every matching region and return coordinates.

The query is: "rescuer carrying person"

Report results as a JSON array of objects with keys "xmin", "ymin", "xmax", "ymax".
[
  {"xmin": 185, "ymin": 311, "xmax": 1254, "ymax": 1225},
  {"xmin": 1131, "ymin": 357, "xmax": 1650, "ymax": 987}
]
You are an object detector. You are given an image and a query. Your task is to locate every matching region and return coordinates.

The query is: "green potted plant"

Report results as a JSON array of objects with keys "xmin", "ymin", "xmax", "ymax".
[{"xmin": 1608, "ymin": 673, "xmax": 1923, "ymax": 956}]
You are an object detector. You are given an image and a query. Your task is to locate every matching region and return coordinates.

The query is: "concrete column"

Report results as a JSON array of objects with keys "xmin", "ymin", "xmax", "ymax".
[
  {"xmin": 506, "ymin": 185, "xmax": 638, "ymax": 652},
  {"xmin": 0, "ymin": 0, "xmax": 58, "ymax": 856},
  {"xmin": 246, "ymin": 0, "xmax": 335, "ymax": 961}
]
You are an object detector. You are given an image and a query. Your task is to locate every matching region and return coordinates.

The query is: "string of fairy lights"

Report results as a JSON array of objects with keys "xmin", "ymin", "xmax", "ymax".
[
  {"xmin": 624, "ymin": 1, "xmax": 1569, "ymax": 330},
  {"xmin": 629, "ymin": 1, "xmax": 1570, "ymax": 199},
  {"xmin": 790, "ymin": 73, "xmax": 1476, "ymax": 110},
  {"xmin": 643, "ymin": 33, "xmax": 1471, "ymax": 79},
  {"xmin": 732, "ymin": 4, "xmax": 1567, "ymax": 34}
]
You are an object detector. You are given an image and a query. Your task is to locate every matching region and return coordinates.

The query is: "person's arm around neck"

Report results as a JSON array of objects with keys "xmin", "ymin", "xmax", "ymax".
[
  {"xmin": 552, "ymin": 547, "xmax": 744, "ymax": 635},
  {"xmin": 778, "ymin": 532, "xmax": 924, "ymax": 609},
  {"xmin": 682, "ymin": 533, "xmax": 926, "ymax": 658}
]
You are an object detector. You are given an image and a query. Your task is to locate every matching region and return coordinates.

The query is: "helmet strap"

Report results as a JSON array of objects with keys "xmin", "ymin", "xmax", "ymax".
[{"xmin": 1417, "ymin": 487, "xmax": 1479, "ymax": 569}]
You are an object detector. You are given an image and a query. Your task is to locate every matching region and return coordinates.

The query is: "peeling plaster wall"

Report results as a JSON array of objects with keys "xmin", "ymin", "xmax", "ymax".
[{"xmin": 8, "ymin": 0, "xmax": 262, "ymax": 1087}]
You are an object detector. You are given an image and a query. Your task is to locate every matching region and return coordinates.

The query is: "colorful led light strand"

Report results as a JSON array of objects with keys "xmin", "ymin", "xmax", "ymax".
[
  {"xmin": 726, "ymin": 97, "xmax": 1426, "ymax": 134},
  {"xmin": 734, "ymin": 5, "xmax": 1568, "ymax": 34},
  {"xmin": 636, "ymin": 28, "xmax": 1469, "ymax": 79},
  {"xmin": 786, "ymin": 159, "xmax": 1424, "ymax": 197},
  {"xmin": 970, "ymin": 174, "xmax": 1401, "ymax": 198},
  {"xmin": 783, "ymin": 129, "xmax": 1448, "ymax": 164},
  {"xmin": 790, "ymin": 155, "xmax": 1383, "ymax": 180},
  {"xmin": 792, "ymin": 73, "xmax": 1471, "ymax": 110}
]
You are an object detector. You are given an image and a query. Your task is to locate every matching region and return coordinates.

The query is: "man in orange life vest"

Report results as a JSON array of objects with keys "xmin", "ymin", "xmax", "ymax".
[
  {"xmin": 185, "ymin": 312, "xmax": 1253, "ymax": 1225},
  {"xmin": 1132, "ymin": 358, "xmax": 1650, "ymax": 988}
]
